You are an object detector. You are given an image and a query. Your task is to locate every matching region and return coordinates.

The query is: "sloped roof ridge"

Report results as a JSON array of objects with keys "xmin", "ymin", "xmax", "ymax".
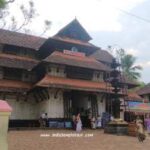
[
  {"xmin": 0, "ymin": 28, "xmax": 46, "ymax": 50},
  {"xmin": 54, "ymin": 19, "xmax": 92, "ymax": 41}
]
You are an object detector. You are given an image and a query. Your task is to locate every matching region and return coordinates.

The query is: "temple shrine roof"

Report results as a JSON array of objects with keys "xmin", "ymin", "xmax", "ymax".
[
  {"xmin": 36, "ymin": 75, "xmax": 109, "ymax": 92},
  {"xmin": 137, "ymin": 84, "xmax": 150, "ymax": 96},
  {"xmin": 51, "ymin": 36, "xmax": 98, "ymax": 48},
  {"xmin": 0, "ymin": 79, "xmax": 32, "ymax": 92},
  {"xmin": 0, "ymin": 29, "xmax": 46, "ymax": 50},
  {"xmin": 0, "ymin": 53, "xmax": 39, "ymax": 71},
  {"xmin": 127, "ymin": 92, "xmax": 143, "ymax": 102},
  {"xmin": 90, "ymin": 49, "xmax": 114, "ymax": 63},
  {"xmin": 54, "ymin": 19, "xmax": 92, "ymax": 42},
  {"xmin": 43, "ymin": 51, "xmax": 110, "ymax": 71}
]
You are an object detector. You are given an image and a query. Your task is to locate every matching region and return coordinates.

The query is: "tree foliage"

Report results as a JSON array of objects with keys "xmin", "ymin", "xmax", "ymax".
[
  {"xmin": 0, "ymin": 0, "xmax": 51, "ymax": 35},
  {"xmin": 116, "ymin": 48, "xmax": 142, "ymax": 81},
  {"xmin": 107, "ymin": 46, "xmax": 142, "ymax": 82},
  {"xmin": 0, "ymin": 0, "xmax": 14, "ymax": 8},
  {"xmin": 0, "ymin": 0, "xmax": 5, "ymax": 8}
]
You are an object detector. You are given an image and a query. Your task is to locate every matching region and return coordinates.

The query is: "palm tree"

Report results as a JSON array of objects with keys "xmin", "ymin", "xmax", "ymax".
[
  {"xmin": 121, "ymin": 54, "xmax": 142, "ymax": 81},
  {"xmin": 0, "ymin": 0, "xmax": 5, "ymax": 8}
]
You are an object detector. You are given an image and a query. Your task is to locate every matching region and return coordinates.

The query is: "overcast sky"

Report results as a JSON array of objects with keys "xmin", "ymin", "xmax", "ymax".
[{"xmin": 7, "ymin": 0, "xmax": 150, "ymax": 83}]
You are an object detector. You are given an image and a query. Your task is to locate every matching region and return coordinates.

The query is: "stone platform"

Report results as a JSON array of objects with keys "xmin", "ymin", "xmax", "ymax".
[{"xmin": 104, "ymin": 119, "xmax": 128, "ymax": 135}]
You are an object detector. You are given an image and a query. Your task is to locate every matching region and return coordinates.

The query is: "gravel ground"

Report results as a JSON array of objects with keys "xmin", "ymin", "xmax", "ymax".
[{"xmin": 8, "ymin": 129, "xmax": 150, "ymax": 150}]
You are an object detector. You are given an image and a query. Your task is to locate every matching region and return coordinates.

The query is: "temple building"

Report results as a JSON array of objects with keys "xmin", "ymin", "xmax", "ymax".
[
  {"xmin": 137, "ymin": 84, "xmax": 150, "ymax": 102},
  {"xmin": 0, "ymin": 19, "xmax": 135, "ymax": 127}
]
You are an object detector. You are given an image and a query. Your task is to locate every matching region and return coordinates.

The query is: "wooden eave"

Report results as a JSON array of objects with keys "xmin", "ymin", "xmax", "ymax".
[
  {"xmin": 0, "ymin": 79, "xmax": 33, "ymax": 92},
  {"xmin": 35, "ymin": 75, "xmax": 110, "ymax": 92},
  {"xmin": 43, "ymin": 51, "xmax": 110, "ymax": 72},
  {"xmin": 0, "ymin": 53, "xmax": 39, "ymax": 70}
]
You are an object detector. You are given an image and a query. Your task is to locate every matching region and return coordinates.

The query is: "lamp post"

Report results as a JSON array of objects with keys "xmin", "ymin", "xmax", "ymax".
[
  {"xmin": 104, "ymin": 58, "xmax": 128, "ymax": 135},
  {"xmin": 110, "ymin": 58, "xmax": 121, "ymax": 118}
]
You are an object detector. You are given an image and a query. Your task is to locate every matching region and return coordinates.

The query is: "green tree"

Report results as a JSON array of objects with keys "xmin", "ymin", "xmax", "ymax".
[
  {"xmin": 0, "ymin": 0, "xmax": 14, "ymax": 8},
  {"xmin": 116, "ymin": 48, "xmax": 142, "ymax": 81},
  {"xmin": 0, "ymin": 0, "xmax": 51, "ymax": 35},
  {"xmin": 0, "ymin": 0, "xmax": 5, "ymax": 8}
]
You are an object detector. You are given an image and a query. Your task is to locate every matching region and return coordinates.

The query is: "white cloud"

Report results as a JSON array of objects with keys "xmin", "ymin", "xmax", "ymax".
[
  {"xmin": 7, "ymin": 0, "xmax": 146, "ymax": 36},
  {"xmin": 137, "ymin": 61, "xmax": 150, "ymax": 68},
  {"xmin": 126, "ymin": 48, "xmax": 140, "ymax": 56}
]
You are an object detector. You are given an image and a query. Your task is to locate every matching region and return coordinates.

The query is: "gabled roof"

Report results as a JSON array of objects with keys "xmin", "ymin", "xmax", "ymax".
[
  {"xmin": 137, "ymin": 84, "xmax": 150, "ymax": 95},
  {"xmin": 54, "ymin": 19, "xmax": 92, "ymax": 42},
  {"xmin": 119, "ymin": 75, "xmax": 139, "ymax": 88},
  {"xmin": 0, "ymin": 29, "xmax": 46, "ymax": 50},
  {"xmin": 126, "ymin": 92, "xmax": 143, "ymax": 102},
  {"xmin": 43, "ymin": 51, "xmax": 110, "ymax": 71},
  {"xmin": 90, "ymin": 49, "xmax": 114, "ymax": 63}
]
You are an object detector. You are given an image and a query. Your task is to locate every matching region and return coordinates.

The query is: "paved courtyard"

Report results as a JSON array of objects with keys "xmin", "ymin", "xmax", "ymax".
[{"xmin": 8, "ymin": 129, "xmax": 150, "ymax": 150}]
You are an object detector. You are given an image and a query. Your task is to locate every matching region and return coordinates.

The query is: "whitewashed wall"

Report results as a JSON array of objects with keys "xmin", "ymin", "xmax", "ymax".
[
  {"xmin": 3, "ymin": 95, "xmax": 38, "ymax": 120},
  {"xmin": 1, "ymin": 90, "xmax": 106, "ymax": 120},
  {"xmin": 92, "ymin": 71, "xmax": 104, "ymax": 82},
  {"xmin": 37, "ymin": 89, "xmax": 64, "ymax": 118},
  {"xmin": 2, "ymin": 89, "xmax": 64, "ymax": 120}
]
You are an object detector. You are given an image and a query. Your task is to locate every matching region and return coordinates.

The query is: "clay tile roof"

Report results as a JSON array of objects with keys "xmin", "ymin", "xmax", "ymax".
[
  {"xmin": 36, "ymin": 75, "xmax": 109, "ymax": 92},
  {"xmin": 54, "ymin": 19, "xmax": 92, "ymax": 41},
  {"xmin": 51, "ymin": 36, "xmax": 98, "ymax": 48},
  {"xmin": 0, "ymin": 79, "xmax": 32, "ymax": 91},
  {"xmin": 0, "ymin": 29, "xmax": 46, "ymax": 50},
  {"xmin": 127, "ymin": 92, "xmax": 143, "ymax": 101},
  {"xmin": 90, "ymin": 49, "xmax": 114, "ymax": 63},
  {"xmin": 137, "ymin": 84, "xmax": 150, "ymax": 95},
  {"xmin": 43, "ymin": 51, "xmax": 110, "ymax": 71},
  {"xmin": 0, "ymin": 53, "xmax": 39, "ymax": 70}
]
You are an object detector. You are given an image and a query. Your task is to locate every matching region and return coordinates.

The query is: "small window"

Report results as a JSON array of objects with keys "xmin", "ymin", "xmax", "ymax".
[
  {"xmin": 56, "ymin": 67, "xmax": 59, "ymax": 73},
  {"xmin": 48, "ymin": 67, "xmax": 51, "ymax": 72},
  {"xmin": 25, "ymin": 74, "xmax": 29, "ymax": 78},
  {"xmin": 71, "ymin": 47, "xmax": 78, "ymax": 52},
  {"xmin": 97, "ymin": 73, "xmax": 100, "ymax": 78}
]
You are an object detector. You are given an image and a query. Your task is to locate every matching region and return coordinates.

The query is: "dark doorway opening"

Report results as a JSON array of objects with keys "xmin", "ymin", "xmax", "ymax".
[{"xmin": 63, "ymin": 91, "xmax": 98, "ymax": 127}]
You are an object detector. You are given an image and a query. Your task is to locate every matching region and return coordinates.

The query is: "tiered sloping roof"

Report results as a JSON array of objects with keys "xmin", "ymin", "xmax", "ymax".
[
  {"xmin": 36, "ymin": 75, "xmax": 110, "ymax": 92},
  {"xmin": 137, "ymin": 84, "xmax": 150, "ymax": 95},
  {"xmin": 43, "ymin": 51, "xmax": 110, "ymax": 71},
  {"xmin": 127, "ymin": 92, "xmax": 143, "ymax": 102},
  {"xmin": 0, "ymin": 29, "xmax": 46, "ymax": 50},
  {"xmin": 90, "ymin": 49, "xmax": 114, "ymax": 63},
  {"xmin": 0, "ymin": 53, "xmax": 39, "ymax": 70},
  {"xmin": 0, "ymin": 79, "xmax": 32, "ymax": 92},
  {"xmin": 54, "ymin": 19, "xmax": 92, "ymax": 41},
  {"xmin": 52, "ymin": 36, "xmax": 98, "ymax": 48}
]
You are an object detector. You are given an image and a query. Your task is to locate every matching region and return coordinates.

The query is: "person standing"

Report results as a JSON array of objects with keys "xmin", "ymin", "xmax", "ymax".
[
  {"xmin": 40, "ymin": 112, "xmax": 48, "ymax": 127},
  {"xmin": 72, "ymin": 115, "xmax": 76, "ymax": 130},
  {"xmin": 44, "ymin": 113, "xmax": 48, "ymax": 127},
  {"xmin": 145, "ymin": 115, "xmax": 150, "ymax": 134},
  {"xmin": 97, "ymin": 115, "xmax": 102, "ymax": 128},
  {"xmin": 76, "ymin": 113, "xmax": 82, "ymax": 132},
  {"xmin": 91, "ymin": 116, "xmax": 96, "ymax": 129},
  {"xmin": 136, "ymin": 119, "xmax": 145, "ymax": 142}
]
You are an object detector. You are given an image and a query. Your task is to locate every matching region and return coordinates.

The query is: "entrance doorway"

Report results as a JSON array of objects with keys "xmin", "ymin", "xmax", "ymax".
[{"xmin": 63, "ymin": 91, "xmax": 98, "ymax": 127}]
